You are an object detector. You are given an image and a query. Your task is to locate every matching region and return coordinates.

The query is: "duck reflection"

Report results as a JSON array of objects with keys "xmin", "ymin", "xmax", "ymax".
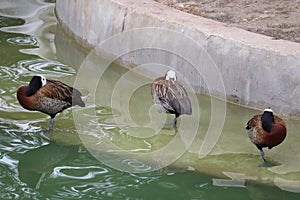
[{"xmin": 18, "ymin": 141, "xmax": 79, "ymax": 189}]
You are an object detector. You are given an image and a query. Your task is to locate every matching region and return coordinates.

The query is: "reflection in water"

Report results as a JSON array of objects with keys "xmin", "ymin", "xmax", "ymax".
[
  {"xmin": 0, "ymin": 16, "xmax": 24, "ymax": 29},
  {"xmin": 18, "ymin": 141, "xmax": 79, "ymax": 189},
  {"xmin": 0, "ymin": 0, "xmax": 49, "ymax": 19},
  {"xmin": 0, "ymin": 0, "xmax": 57, "ymax": 60}
]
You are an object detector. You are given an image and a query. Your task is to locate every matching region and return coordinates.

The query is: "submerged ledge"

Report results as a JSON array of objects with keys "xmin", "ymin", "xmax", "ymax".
[{"xmin": 55, "ymin": 0, "xmax": 300, "ymax": 118}]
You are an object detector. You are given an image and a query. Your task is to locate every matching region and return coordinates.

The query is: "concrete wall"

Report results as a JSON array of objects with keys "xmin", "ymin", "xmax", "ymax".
[{"xmin": 55, "ymin": 0, "xmax": 300, "ymax": 118}]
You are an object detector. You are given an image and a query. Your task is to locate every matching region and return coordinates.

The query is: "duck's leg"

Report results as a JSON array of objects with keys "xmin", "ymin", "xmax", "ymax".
[
  {"xmin": 260, "ymin": 149, "xmax": 266, "ymax": 162},
  {"xmin": 49, "ymin": 117, "xmax": 55, "ymax": 132},
  {"xmin": 172, "ymin": 117, "xmax": 178, "ymax": 127},
  {"xmin": 172, "ymin": 114, "xmax": 180, "ymax": 127}
]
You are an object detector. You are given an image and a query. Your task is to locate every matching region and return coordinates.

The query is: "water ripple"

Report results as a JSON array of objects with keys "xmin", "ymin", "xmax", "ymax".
[
  {"xmin": 0, "ymin": 65, "xmax": 19, "ymax": 80},
  {"xmin": 52, "ymin": 166, "xmax": 108, "ymax": 180},
  {"xmin": 17, "ymin": 59, "xmax": 76, "ymax": 77},
  {"xmin": 121, "ymin": 158, "xmax": 153, "ymax": 172},
  {"xmin": 0, "ymin": 88, "xmax": 6, "ymax": 95},
  {"xmin": 7, "ymin": 36, "xmax": 39, "ymax": 47}
]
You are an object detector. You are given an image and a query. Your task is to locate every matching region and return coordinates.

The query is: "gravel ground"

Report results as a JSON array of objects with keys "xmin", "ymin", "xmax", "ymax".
[{"xmin": 155, "ymin": 0, "xmax": 300, "ymax": 43}]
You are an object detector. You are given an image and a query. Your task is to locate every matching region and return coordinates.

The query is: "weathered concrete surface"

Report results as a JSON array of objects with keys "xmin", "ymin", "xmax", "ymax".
[{"xmin": 55, "ymin": 0, "xmax": 300, "ymax": 118}]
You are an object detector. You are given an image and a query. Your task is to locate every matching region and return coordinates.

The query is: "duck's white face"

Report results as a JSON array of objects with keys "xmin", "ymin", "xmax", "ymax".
[
  {"xmin": 263, "ymin": 108, "xmax": 273, "ymax": 113},
  {"xmin": 39, "ymin": 75, "xmax": 47, "ymax": 87},
  {"xmin": 165, "ymin": 70, "xmax": 177, "ymax": 81}
]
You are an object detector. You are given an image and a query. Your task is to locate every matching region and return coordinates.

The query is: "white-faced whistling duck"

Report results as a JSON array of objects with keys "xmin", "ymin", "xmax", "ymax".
[
  {"xmin": 151, "ymin": 70, "xmax": 192, "ymax": 127},
  {"xmin": 17, "ymin": 75, "xmax": 85, "ymax": 131},
  {"xmin": 246, "ymin": 108, "xmax": 287, "ymax": 162}
]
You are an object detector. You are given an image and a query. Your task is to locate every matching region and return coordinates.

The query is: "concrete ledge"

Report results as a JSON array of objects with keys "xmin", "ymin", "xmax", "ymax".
[{"xmin": 55, "ymin": 0, "xmax": 300, "ymax": 118}]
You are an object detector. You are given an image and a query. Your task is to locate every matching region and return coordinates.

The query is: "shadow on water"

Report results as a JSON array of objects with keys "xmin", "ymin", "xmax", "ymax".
[
  {"xmin": 17, "ymin": 141, "xmax": 79, "ymax": 189},
  {"xmin": 258, "ymin": 159, "xmax": 281, "ymax": 168}
]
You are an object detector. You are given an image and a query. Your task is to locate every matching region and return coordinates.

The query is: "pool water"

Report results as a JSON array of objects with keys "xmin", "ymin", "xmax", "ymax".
[{"xmin": 0, "ymin": 1, "xmax": 300, "ymax": 199}]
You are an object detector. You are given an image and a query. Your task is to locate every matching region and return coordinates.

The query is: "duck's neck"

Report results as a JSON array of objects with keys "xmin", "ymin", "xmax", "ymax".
[
  {"xmin": 261, "ymin": 111, "xmax": 274, "ymax": 133},
  {"xmin": 26, "ymin": 84, "xmax": 39, "ymax": 96}
]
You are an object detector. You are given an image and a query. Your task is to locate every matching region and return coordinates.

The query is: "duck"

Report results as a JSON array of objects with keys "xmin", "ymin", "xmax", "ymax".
[
  {"xmin": 151, "ymin": 70, "xmax": 192, "ymax": 127},
  {"xmin": 246, "ymin": 108, "xmax": 287, "ymax": 161},
  {"xmin": 17, "ymin": 75, "xmax": 85, "ymax": 131}
]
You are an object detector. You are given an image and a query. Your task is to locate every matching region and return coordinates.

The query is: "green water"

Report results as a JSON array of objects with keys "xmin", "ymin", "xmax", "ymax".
[{"xmin": 0, "ymin": 1, "xmax": 300, "ymax": 199}]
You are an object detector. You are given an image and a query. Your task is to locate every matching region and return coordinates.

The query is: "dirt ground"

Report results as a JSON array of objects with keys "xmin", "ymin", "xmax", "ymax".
[{"xmin": 154, "ymin": 0, "xmax": 300, "ymax": 43}]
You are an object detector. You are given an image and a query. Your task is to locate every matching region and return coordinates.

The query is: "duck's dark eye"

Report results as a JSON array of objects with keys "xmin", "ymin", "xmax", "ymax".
[{"xmin": 41, "ymin": 77, "xmax": 47, "ymax": 86}]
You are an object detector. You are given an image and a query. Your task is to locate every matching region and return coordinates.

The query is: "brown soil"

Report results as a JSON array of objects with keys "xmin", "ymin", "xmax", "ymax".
[{"xmin": 154, "ymin": 0, "xmax": 300, "ymax": 43}]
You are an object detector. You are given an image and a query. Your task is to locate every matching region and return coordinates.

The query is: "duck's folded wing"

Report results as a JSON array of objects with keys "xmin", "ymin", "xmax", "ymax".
[
  {"xmin": 39, "ymin": 79, "xmax": 84, "ymax": 106},
  {"xmin": 168, "ymin": 83, "xmax": 192, "ymax": 115},
  {"xmin": 246, "ymin": 115, "xmax": 261, "ymax": 130},
  {"xmin": 152, "ymin": 79, "xmax": 192, "ymax": 115}
]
